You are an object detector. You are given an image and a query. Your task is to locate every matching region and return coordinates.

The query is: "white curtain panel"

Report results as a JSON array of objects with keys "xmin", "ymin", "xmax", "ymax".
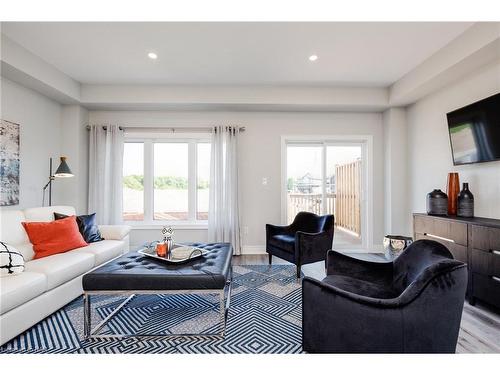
[
  {"xmin": 208, "ymin": 126, "xmax": 241, "ymax": 255},
  {"xmin": 88, "ymin": 124, "xmax": 124, "ymax": 224}
]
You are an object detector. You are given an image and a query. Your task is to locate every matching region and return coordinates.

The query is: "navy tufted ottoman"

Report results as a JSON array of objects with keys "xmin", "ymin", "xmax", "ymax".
[{"xmin": 82, "ymin": 242, "xmax": 233, "ymax": 339}]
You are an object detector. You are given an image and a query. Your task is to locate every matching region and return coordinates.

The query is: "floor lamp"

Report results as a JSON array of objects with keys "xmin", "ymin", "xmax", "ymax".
[{"xmin": 42, "ymin": 156, "xmax": 74, "ymax": 206}]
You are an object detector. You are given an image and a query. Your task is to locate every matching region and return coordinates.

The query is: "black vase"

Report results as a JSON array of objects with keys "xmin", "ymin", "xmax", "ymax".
[
  {"xmin": 457, "ymin": 183, "xmax": 474, "ymax": 218},
  {"xmin": 427, "ymin": 189, "xmax": 448, "ymax": 216}
]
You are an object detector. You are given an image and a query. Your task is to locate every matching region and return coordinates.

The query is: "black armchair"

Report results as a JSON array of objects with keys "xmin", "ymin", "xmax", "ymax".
[
  {"xmin": 302, "ymin": 239, "xmax": 468, "ymax": 353},
  {"xmin": 266, "ymin": 211, "xmax": 334, "ymax": 278}
]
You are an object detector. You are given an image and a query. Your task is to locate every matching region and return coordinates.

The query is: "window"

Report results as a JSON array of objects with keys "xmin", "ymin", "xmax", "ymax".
[
  {"xmin": 123, "ymin": 143, "xmax": 144, "ymax": 221},
  {"xmin": 122, "ymin": 134, "xmax": 211, "ymax": 225},
  {"xmin": 154, "ymin": 142, "xmax": 189, "ymax": 220},
  {"xmin": 197, "ymin": 143, "xmax": 211, "ymax": 220}
]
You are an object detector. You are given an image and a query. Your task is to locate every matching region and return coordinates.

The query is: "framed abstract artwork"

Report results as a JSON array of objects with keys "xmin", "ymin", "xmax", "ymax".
[{"xmin": 0, "ymin": 120, "xmax": 20, "ymax": 206}]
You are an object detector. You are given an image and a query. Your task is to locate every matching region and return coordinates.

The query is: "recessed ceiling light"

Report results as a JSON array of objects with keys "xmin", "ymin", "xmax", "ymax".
[
  {"xmin": 309, "ymin": 54, "xmax": 318, "ymax": 62},
  {"xmin": 148, "ymin": 52, "xmax": 158, "ymax": 60}
]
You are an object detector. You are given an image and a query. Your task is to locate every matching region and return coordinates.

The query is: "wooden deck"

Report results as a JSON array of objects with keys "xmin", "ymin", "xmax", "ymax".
[{"xmin": 233, "ymin": 253, "xmax": 500, "ymax": 353}]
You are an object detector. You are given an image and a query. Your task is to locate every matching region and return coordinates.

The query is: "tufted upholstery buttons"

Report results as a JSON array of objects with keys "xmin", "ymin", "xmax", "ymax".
[{"xmin": 83, "ymin": 242, "xmax": 233, "ymax": 291}]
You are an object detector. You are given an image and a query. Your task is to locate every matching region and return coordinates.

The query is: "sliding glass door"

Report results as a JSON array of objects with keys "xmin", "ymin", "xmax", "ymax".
[
  {"xmin": 326, "ymin": 145, "xmax": 362, "ymax": 247},
  {"xmin": 284, "ymin": 139, "xmax": 368, "ymax": 249},
  {"xmin": 286, "ymin": 145, "xmax": 323, "ymax": 223}
]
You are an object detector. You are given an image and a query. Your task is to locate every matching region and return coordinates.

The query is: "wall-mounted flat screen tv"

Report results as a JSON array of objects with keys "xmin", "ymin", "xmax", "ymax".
[{"xmin": 447, "ymin": 92, "xmax": 500, "ymax": 165}]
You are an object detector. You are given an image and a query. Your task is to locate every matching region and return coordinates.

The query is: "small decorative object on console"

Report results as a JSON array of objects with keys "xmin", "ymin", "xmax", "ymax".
[
  {"xmin": 383, "ymin": 235, "xmax": 413, "ymax": 260},
  {"xmin": 426, "ymin": 189, "xmax": 448, "ymax": 216},
  {"xmin": 457, "ymin": 182, "xmax": 474, "ymax": 218},
  {"xmin": 446, "ymin": 172, "xmax": 460, "ymax": 215}
]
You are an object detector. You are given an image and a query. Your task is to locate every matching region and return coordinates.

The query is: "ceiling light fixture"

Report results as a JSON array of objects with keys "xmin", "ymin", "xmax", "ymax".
[
  {"xmin": 148, "ymin": 52, "xmax": 158, "ymax": 60},
  {"xmin": 309, "ymin": 54, "xmax": 318, "ymax": 62}
]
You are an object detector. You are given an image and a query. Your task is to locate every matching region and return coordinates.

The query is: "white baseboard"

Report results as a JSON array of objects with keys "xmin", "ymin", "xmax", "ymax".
[
  {"xmin": 338, "ymin": 244, "xmax": 384, "ymax": 253},
  {"xmin": 241, "ymin": 245, "xmax": 266, "ymax": 255},
  {"xmin": 371, "ymin": 244, "xmax": 384, "ymax": 253},
  {"xmin": 240, "ymin": 244, "xmax": 383, "ymax": 255}
]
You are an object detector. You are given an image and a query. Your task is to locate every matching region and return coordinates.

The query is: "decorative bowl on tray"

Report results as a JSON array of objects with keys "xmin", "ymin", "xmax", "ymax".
[{"xmin": 138, "ymin": 242, "xmax": 209, "ymax": 264}]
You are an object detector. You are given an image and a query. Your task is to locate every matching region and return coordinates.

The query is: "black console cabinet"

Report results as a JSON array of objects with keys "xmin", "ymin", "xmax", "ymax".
[{"xmin": 413, "ymin": 213, "xmax": 500, "ymax": 309}]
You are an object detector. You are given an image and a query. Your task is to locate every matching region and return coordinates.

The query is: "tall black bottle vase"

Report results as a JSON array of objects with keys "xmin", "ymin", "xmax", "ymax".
[{"xmin": 457, "ymin": 182, "xmax": 474, "ymax": 218}]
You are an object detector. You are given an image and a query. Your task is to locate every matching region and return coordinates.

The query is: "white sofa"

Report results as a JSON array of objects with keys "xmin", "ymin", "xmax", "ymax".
[{"xmin": 0, "ymin": 206, "xmax": 131, "ymax": 345}]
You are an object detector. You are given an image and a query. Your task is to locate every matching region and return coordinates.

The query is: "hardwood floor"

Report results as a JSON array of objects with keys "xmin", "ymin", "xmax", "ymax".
[{"xmin": 233, "ymin": 253, "xmax": 500, "ymax": 353}]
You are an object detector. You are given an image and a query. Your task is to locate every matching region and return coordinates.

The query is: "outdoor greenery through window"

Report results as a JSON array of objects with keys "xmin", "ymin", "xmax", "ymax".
[
  {"xmin": 154, "ymin": 143, "xmax": 189, "ymax": 220},
  {"xmin": 123, "ymin": 143, "xmax": 144, "ymax": 221},
  {"xmin": 122, "ymin": 136, "xmax": 211, "ymax": 223}
]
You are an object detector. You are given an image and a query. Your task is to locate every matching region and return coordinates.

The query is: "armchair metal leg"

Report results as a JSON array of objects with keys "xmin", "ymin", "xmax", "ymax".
[
  {"xmin": 268, "ymin": 253, "xmax": 272, "ymax": 265},
  {"xmin": 296, "ymin": 265, "xmax": 301, "ymax": 278}
]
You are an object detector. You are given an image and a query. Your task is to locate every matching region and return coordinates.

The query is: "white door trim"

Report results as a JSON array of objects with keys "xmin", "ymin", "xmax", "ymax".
[{"xmin": 280, "ymin": 135, "xmax": 374, "ymax": 251}]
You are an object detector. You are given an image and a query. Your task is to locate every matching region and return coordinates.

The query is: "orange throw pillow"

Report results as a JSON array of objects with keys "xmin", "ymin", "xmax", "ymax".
[{"xmin": 22, "ymin": 216, "xmax": 88, "ymax": 259}]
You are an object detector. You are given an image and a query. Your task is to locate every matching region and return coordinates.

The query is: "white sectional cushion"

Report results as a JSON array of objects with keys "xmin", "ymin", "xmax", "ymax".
[
  {"xmin": 23, "ymin": 206, "xmax": 76, "ymax": 222},
  {"xmin": 0, "ymin": 272, "xmax": 47, "ymax": 314},
  {"xmin": 74, "ymin": 240, "xmax": 124, "ymax": 266},
  {"xmin": 25, "ymin": 250, "xmax": 94, "ymax": 290},
  {"xmin": 98, "ymin": 225, "xmax": 131, "ymax": 240},
  {"xmin": 0, "ymin": 209, "xmax": 29, "ymax": 246},
  {"xmin": 14, "ymin": 243, "xmax": 35, "ymax": 262}
]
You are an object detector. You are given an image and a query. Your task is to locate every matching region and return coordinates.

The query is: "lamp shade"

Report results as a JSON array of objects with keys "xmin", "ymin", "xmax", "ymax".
[{"xmin": 54, "ymin": 156, "xmax": 74, "ymax": 178}]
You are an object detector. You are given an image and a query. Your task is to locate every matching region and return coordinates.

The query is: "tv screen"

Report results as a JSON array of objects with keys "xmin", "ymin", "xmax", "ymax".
[{"xmin": 447, "ymin": 93, "xmax": 500, "ymax": 165}]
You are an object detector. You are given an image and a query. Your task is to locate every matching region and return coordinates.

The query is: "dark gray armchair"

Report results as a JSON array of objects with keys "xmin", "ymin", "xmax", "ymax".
[
  {"xmin": 302, "ymin": 239, "xmax": 468, "ymax": 353},
  {"xmin": 266, "ymin": 211, "xmax": 334, "ymax": 278}
]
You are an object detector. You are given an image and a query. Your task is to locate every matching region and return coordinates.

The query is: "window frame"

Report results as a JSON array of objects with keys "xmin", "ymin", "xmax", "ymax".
[
  {"xmin": 123, "ymin": 132, "xmax": 211, "ymax": 228},
  {"xmin": 280, "ymin": 135, "xmax": 374, "ymax": 251}
]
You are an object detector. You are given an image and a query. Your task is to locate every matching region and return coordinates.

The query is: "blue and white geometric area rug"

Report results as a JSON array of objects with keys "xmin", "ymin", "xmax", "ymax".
[{"xmin": 1, "ymin": 265, "xmax": 302, "ymax": 354}]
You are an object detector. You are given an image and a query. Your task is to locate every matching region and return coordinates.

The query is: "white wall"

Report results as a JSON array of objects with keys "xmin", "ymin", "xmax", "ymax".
[
  {"xmin": 383, "ymin": 107, "xmax": 409, "ymax": 235},
  {"xmin": 407, "ymin": 61, "xmax": 500, "ymax": 230},
  {"xmin": 0, "ymin": 78, "xmax": 64, "ymax": 209},
  {"xmin": 60, "ymin": 105, "xmax": 89, "ymax": 213},
  {"xmin": 89, "ymin": 110, "xmax": 384, "ymax": 252},
  {"xmin": 1, "ymin": 34, "xmax": 81, "ymax": 103},
  {"xmin": 81, "ymin": 84, "xmax": 388, "ymax": 112},
  {"xmin": 390, "ymin": 23, "xmax": 500, "ymax": 106}
]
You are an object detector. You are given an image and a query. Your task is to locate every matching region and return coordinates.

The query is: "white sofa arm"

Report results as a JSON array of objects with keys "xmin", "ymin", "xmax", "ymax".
[{"xmin": 99, "ymin": 225, "xmax": 131, "ymax": 241}]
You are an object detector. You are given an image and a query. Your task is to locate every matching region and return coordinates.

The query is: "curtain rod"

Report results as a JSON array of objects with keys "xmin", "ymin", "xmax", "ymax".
[{"xmin": 85, "ymin": 125, "xmax": 246, "ymax": 132}]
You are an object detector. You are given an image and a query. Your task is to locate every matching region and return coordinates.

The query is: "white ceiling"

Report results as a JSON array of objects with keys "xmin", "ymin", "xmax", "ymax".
[{"xmin": 2, "ymin": 22, "xmax": 473, "ymax": 86}]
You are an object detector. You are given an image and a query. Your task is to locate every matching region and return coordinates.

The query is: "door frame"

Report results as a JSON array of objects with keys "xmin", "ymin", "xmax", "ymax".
[{"xmin": 280, "ymin": 135, "xmax": 374, "ymax": 251}]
